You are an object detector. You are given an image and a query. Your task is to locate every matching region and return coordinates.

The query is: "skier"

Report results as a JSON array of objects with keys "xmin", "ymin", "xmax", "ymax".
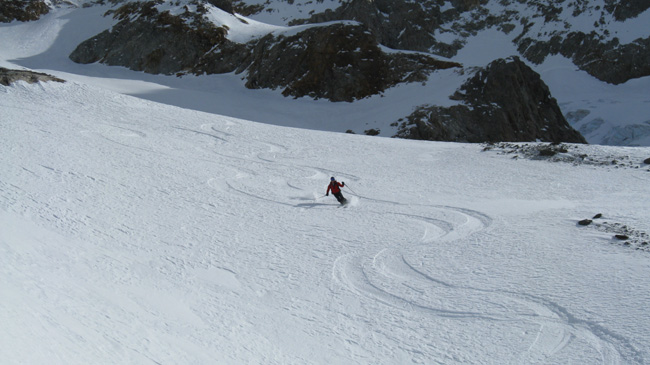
[{"xmin": 326, "ymin": 177, "xmax": 347, "ymax": 205}]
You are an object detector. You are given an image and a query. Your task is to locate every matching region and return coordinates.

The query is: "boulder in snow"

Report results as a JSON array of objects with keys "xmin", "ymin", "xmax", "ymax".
[{"xmin": 0, "ymin": 68, "xmax": 65, "ymax": 86}]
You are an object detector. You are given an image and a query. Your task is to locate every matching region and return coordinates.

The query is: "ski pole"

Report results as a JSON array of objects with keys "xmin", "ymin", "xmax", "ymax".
[{"xmin": 344, "ymin": 184, "xmax": 358, "ymax": 195}]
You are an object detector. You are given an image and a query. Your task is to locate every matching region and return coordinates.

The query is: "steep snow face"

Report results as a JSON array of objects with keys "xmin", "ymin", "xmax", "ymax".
[
  {"xmin": 2, "ymin": 80, "xmax": 650, "ymax": 363},
  {"xmin": 203, "ymin": 5, "xmax": 285, "ymax": 43},
  {"xmin": 537, "ymin": 55, "xmax": 650, "ymax": 146}
]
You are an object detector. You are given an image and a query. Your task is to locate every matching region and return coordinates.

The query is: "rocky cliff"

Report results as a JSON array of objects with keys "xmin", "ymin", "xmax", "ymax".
[
  {"xmin": 0, "ymin": 0, "xmax": 49, "ymax": 22},
  {"xmin": 289, "ymin": 0, "xmax": 650, "ymax": 85},
  {"xmin": 69, "ymin": 1, "xmax": 231, "ymax": 75},
  {"xmin": 70, "ymin": 0, "xmax": 461, "ymax": 102},
  {"xmin": 394, "ymin": 58, "xmax": 586, "ymax": 143},
  {"xmin": 241, "ymin": 23, "xmax": 460, "ymax": 101},
  {"xmin": 13, "ymin": 0, "xmax": 617, "ymax": 144}
]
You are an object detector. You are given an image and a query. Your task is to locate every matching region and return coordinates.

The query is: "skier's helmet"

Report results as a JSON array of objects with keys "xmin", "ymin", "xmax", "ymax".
[{"xmin": 331, "ymin": 177, "xmax": 336, "ymax": 181}]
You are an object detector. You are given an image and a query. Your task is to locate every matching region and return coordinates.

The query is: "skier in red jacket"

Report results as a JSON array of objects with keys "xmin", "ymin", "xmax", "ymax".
[{"xmin": 326, "ymin": 177, "xmax": 347, "ymax": 205}]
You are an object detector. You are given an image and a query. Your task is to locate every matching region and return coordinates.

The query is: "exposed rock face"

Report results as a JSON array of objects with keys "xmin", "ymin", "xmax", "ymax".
[
  {"xmin": 243, "ymin": 23, "xmax": 460, "ymax": 101},
  {"xmin": 507, "ymin": 0, "xmax": 650, "ymax": 84},
  {"xmin": 0, "ymin": 0, "xmax": 49, "ymax": 22},
  {"xmin": 517, "ymin": 32, "xmax": 650, "ymax": 85},
  {"xmin": 291, "ymin": 0, "xmax": 461, "ymax": 56},
  {"xmin": 604, "ymin": 0, "xmax": 650, "ymax": 21},
  {"xmin": 70, "ymin": 2, "xmax": 231, "ymax": 75},
  {"xmin": 294, "ymin": 0, "xmax": 650, "ymax": 84},
  {"xmin": 395, "ymin": 57, "xmax": 587, "ymax": 143},
  {"xmin": 71, "ymin": 0, "xmax": 648, "ymax": 88},
  {"xmin": 0, "ymin": 67, "xmax": 65, "ymax": 86},
  {"xmin": 70, "ymin": 1, "xmax": 460, "ymax": 102},
  {"xmin": 67, "ymin": 0, "xmax": 586, "ymax": 142},
  {"xmin": 206, "ymin": 0, "xmax": 234, "ymax": 14},
  {"xmin": 231, "ymin": 0, "xmax": 264, "ymax": 16}
]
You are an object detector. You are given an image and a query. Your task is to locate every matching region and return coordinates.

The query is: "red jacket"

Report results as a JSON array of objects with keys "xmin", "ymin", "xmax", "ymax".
[{"xmin": 327, "ymin": 181, "xmax": 344, "ymax": 194}]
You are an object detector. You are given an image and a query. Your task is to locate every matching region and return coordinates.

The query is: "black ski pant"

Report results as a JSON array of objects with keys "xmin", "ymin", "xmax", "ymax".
[{"xmin": 333, "ymin": 192, "xmax": 346, "ymax": 204}]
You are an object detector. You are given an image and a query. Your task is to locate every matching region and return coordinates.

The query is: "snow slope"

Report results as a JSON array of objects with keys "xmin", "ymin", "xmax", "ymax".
[{"xmin": 2, "ymin": 78, "xmax": 650, "ymax": 363}]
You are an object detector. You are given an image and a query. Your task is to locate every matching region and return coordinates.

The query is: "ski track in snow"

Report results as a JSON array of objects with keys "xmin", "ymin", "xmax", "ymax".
[
  {"xmin": 177, "ymin": 120, "xmax": 640, "ymax": 363},
  {"xmin": 2, "ymin": 82, "xmax": 649, "ymax": 364},
  {"xmin": 330, "ymin": 201, "xmax": 640, "ymax": 364}
]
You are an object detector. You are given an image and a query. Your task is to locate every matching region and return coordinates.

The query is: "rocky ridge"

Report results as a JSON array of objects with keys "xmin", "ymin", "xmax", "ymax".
[
  {"xmin": 7, "ymin": 0, "xmax": 649, "ymax": 86},
  {"xmin": 394, "ymin": 57, "xmax": 586, "ymax": 143},
  {"xmin": 241, "ymin": 23, "xmax": 460, "ymax": 101},
  {"xmin": 281, "ymin": 0, "xmax": 650, "ymax": 85},
  {"xmin": 69, "ymin": 1, "xmax": 232, "ymax": 75},
  {"xmin": 0, "ymin": 0, "xmax": 49, "ymax": 22},
  {"xmin": 70, "ymin": 0, "xmax": 461, "ymax": 102},
  {"xmin": 229, "ymin": 0, "xmax": 650, "ymax": 145},
  {"xmin": 5, "ymin": 0, "xmax": 621, "ymax": 143}
]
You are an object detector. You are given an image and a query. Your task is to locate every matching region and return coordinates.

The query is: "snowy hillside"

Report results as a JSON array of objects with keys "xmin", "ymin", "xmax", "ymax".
[{"xmin": 2, "ymin": 77, "xmax": 650, "ymax": 363}]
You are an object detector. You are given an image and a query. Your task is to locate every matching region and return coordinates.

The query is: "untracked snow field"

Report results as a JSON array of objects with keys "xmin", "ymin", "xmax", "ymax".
[{"xmin": 2, "ymin": 80, "xmax": 650, "ymax": 364}]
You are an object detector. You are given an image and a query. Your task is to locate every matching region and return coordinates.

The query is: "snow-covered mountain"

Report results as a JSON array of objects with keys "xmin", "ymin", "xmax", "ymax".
[
  {"xmin": 2, "ymin": 64, "xmax": 650, "ymax": 363},
  {"xmin": 1, "ymin": 0, "xmax": 649, "ymax": 145},
  {"xmin": 3, "ymin": 1, "xmax": 650, "ymax": 363}
]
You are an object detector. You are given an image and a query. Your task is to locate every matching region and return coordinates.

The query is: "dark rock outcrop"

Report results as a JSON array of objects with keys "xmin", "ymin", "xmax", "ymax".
[
  {"xmin": 70, "ymin": 1, "xmax": 460, "ymax": 102},
  {"xmin": 290, "ymin": 0, "xmax": 471, "ymax": 57},
  {"xmin": 294, "ymin": 0, "xmax": 650, "ymax": 85},
  {"xmin": 508, "ymin": 0, "xmax": 650, "ymax": 84},
  {"xmin": 518, "ymin": 33, "xmax": 650, "ymax": 85},
  {"xmin": 292, "ymin": 0, "xmax": 439, "ymax": 52},
  {"xmin": 70, "ymin": 1, "xmax": 231, "ymax": 75},
  {"xmin": 482, "ymin": 142, "xmax": 650, "ymax": 168},
  {"xmin": 242, "ymin": 23, "xmax": 460, "ymax": 101},
  {"xmin": 0, "ymin": 0, "xmax": 49, "ymax": 23},
  {"xmin": 231, "ymin": 0, "xmax": 265, "ymax": 16},
  {"xmin": 395, "ymin": 57, "xmax": 587, "ymax": 143},
  {"xmin": 604, "ymin": 0, "xmax": 650, "ymax": 21},
  {"xmin": 0, "ymin": 67, "xmax": 65, "ymax": 86},
  {"xmin": 206, "ymin": 0, "xmax": 234, "ymax": 14},
  {"xmin": 500, "ymin": 0, "xmax": 650, "ymax": 84}
]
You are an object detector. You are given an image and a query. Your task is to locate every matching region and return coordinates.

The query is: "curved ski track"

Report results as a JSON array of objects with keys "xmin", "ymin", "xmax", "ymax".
[
  {"xmin": 92, "ymin": 120, "xmax": 641, "ymax": 363},
  {"xmin": 330, "ymin": 203, "xmax": 639, "ymax": 364}
]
